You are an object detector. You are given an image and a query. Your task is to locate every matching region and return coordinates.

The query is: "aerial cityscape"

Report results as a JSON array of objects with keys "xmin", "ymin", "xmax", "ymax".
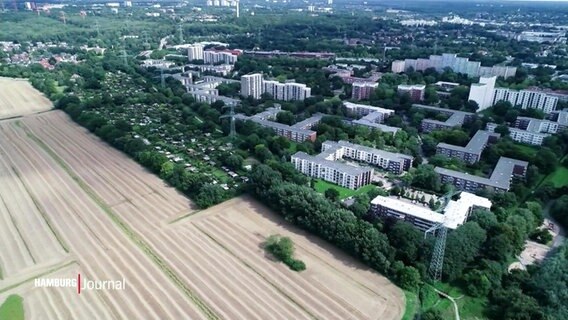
[{"xmin": 0, "ymin": 0, "xmax": 567, "ymax": 319}]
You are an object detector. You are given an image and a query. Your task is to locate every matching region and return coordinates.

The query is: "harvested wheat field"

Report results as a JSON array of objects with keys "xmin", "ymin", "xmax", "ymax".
[
  {"xmin": 0, "ymin": 108, "xmax": 404, "ymax": 319},
  {"xmin": 0, "ymin": 77, "xmax": 52, "ymax": 119}
]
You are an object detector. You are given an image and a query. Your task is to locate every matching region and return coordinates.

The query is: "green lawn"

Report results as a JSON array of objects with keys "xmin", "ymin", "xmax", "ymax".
[
  {"xmin": 313, "ymin": 180, "xmax": 376, "ymax": 199},
  {"xmin": 544, "ymin": 166, "xmax": 568, "ymax": 188},
  {"xmin": 430, "ymin": 283, "xmax": 488, "ymax": 320},
  {"xmin": 0, "ymin": 295, "xmax": 24, "ymax": 320},
  {"xmin": 402, "ymin": 290, "xmax": 419, "ymax": 320}
]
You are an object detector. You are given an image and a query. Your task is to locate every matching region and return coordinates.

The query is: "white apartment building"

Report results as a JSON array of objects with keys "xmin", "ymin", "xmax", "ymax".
[
  {"xmin": 352, "ymin": 82, "xmax": 378, "ymax": 100},
  {"xmin": 370, "ymin": 192, "xmax": 492, "ymax": 231},
  {"xmin": 391, "ymin": 53, "xmax": 517, "ymax": 78},
  {"xmin": 203, "ymin": 50, "xmax": 238, "ymax": 64},
  {"xmin": 391, "ymin": 60, "xmax": 406, "ymax": 73},
  {"xmin": 321, "ymin": 140, "xmax": 413, "ymax": 174},
  {"xmin": 291, "ymin": 152, "xmax": 373, "ymax": 189},
  {"xmin": 487, "ymin": 116, "xmax": 558, "ymax": 146},
  {"xmin": 285, "ymin": 82, "xmax": 311, "ymax": 101},
  {"xmin": 343, "ymin": 101, "xmax": 394, "ymax": 118},
  {"xmin": 493, "ymin": 88, "xmax": 558, "ymax": 113},
  {"xmin": 468, "ymin": 76, "xmax": 497, "ymax": 111},
  {"xmin": 241, "ymin": 73, "xmax": 263, "ymax": 99},
  {"xmin": 187, "ymin": 44, "xmax": 204, "ymax": 61},
  {"xmin": 245, "ymin": 77, "xmax": 311, "ymax": 101}
]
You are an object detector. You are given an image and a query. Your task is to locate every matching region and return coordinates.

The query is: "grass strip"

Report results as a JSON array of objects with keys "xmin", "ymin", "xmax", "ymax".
[
  {"xmin": 0, "ymin": 295, "xmax": 24, "ymax": 320},
  {"xmin": 0, "ymin": 260, "xmax": 75, "ymax": 294}
]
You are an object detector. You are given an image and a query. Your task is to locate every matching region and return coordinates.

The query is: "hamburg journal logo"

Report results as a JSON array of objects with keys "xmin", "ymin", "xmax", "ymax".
[{"xmin": 34, "ymin": 274, "xmax": 126, "ymax": 294}]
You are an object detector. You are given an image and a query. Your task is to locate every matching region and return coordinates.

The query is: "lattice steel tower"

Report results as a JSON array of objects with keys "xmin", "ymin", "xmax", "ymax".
[
  {"xmin": 220, "ymin": 105, "xmax": 237, "ymax": 138},
  {"xmin": 425, "ymin": 225, "xmax": 447, "ymax": 282}
]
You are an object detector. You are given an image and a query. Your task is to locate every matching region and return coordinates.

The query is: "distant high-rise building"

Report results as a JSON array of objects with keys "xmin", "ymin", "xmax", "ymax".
[
  {"xmin": 352, "ymin": 82, "xmax": 378, "ymax": 100},
  {"xmin": 391, "ymin": 53, "xmax": 517, "ymax": 78},
  {"xmin": 203, "ymin": 50, "xmax": 238, "ymax": 64},
  {"xmin": 262, "ymin": 80, "xmax": 311, "ymax": 101},
  {"xmin": 187, "ymin": 44, "xmax": 204, "ymax": 61},
  {"xmin": 468, "ymin": 76, "xmax": 496, "ymax": 111},
  {"xmin": 493, "ymin": 88, "xmax": 558, "ymax": 113},
  {"xmin": 241, "ymin": 73, "xmax": 263, "ymax": 99}
]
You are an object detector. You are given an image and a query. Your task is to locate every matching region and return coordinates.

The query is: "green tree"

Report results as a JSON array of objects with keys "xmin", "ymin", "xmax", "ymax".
[
  {"xmin": 224, "ymin": 154, "xmax": 244, "ymax": 170},
  {"xmin": 324, "ymin": 188, "xmax": 340, "ymax": 201}
]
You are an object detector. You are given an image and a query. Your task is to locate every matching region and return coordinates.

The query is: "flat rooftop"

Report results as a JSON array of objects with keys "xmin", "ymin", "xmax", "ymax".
[
  {"xmin": 351, "ymin": 119, "xmax": 400, "ymax": 133},
  {"xmin": 437, "ymin": 130, "xmax": 500, "ymax": 156},
  {"xmin": 292, "ymin": 151, "xmax": 373, "ymax": 176},
  {"xmin": 344, "ymin": 102, "xmax": 394, "ymax": 114},
  {"xmin": 435, "ymin": 156, "xmax": 528, "ymax": 190},
  {"xmin": 325, "ymin": 140, "xmax": 413, "ymax": 161},
  {"xmin": 371, "ymin": 192, "xmax": 492, "ymax": 229}
]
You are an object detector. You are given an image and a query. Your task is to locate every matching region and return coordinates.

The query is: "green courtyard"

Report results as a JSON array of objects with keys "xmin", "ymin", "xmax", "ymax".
[{"xmin": 313, "ymin": 179, "xmax": 377, "ymax": 200}]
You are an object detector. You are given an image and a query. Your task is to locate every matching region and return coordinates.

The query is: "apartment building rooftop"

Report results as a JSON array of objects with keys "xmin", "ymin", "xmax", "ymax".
[
  {"xmin": 351, "ymin": 118, "xmax": 401, "ymax": 134},
  {"xmin": 412, "ymin": 104, "xmax": 475, "ymax": 127},
  {"xmin": 371, "ymin": 192, "xmax": 492, "ymax": 229},
  {"xmin": 293, "ymin": 151, "xmax": 372, "ymax": 176},
  {"xmin": 435, "ymin": 156, "xmax": 528, "ymax": 190},
  {"xmin": 437, "ymin": 130, "xmax": 500, "ymax": 156},
  {"xmin": 328, "ymin": 140, "xmax": 414, "ymax": 161},
  {"xmin": 291, "ymin": 113, "xmax": 325, "ymax": 129}
]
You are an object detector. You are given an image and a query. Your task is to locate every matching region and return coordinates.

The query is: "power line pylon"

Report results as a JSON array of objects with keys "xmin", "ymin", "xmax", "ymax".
[
  {"xmin": 178, "ymin": 23, "xmax": 184, "ymax": 43},
  {"xmin": 425, "ymin": 224, "xmax": 447, "ymax": 282},
  {"xmin": 142, "ymin": 31, "xmax": 150, "ymax": 49},
  {"xmin": 120, "ymin": 39, "xmax": 128, "ymax": 66},
  {"xmin": 220, "ymin": 105, "xmax": 238, "ymax": 138}
]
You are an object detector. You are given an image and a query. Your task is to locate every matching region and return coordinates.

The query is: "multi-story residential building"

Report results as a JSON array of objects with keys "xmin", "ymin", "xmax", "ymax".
[
  {"xmin": 468, "ymin": 76, "xmax": 497, "ymax": 111},
  {"xmin": 352, "ymin": 82, "xmax": 378, "ymax": 100},
  {"xmin": 391, "ymin": 53, "xmax": 517, "ymax": 78},
  {"xmin": 369, "ymin": 192, "xmax": 492, "ymax": 231},
  {"xmin": 321, "ymin": 140, "xmax": 413, "ymax": 174},
  {"xmin": 436, "ymin": 130, "xmax": 500, "ymax": 164},
  {"xmin": 397, "ymin": 84, "xmax": 426, "ymax": 102},
  {"xmin": 186, "ymin": 63, "xmax": 233, "ymax": 76},
  {"xmin": 351, "ymin": 114, "xmax": 400, "ymax": 134},
  {"xmin": 234, "ymin": 107, "xmax": 321, "ymax": 142},
  {"xmin": 262, "ymin": 80, "xmax": 311, "ymax": 101},
  {"xmin": 291, "ymin": 140, "xmax": 413, "ymax": 189},
  {"xmin": 203, "ymin": 50, "xmax": 238, "ymax": 64},
  {"xmin": 548, "ymin": 110, "xmax": 568, "ymax": 131},
  {"xmin": 342, "ymin": 102, "xmax": 399, "ymax": 134},
  {"xmin": 518, "ymin": 31, "xmax": 566, "ymax": 43},
  {"xmin": 187, "ymin": 44, "xmax": 204, "ymax": 61},
  {"xmin": 435, "ymin": 157, "xmax": 528, "ymax": 192},
  {"xmin": 291, "ymin": 152, "xmax": 373, "ymax": 189},
  {"xmin": 492, "ymin": 88, "xmax": 558, "ymax": 113},
  {"xmin": 412, "ymin": 104, "xmax": 476, "ymax": 132},
  {"xmin": 291, "ymin": 113, "xmax": 325, "ymax": 130},
  {"xmin": 284, "ymin": 82, "xmax": 311, "ymax": 101},
  {"xmin": 486, "ymin": 119, "xmax": 553, "ymax": 146},
  {"xmin": 189, "ymin": 92, "xmax": 240, "ymax": 107},
  {"xmin": 241, "ymin": 73, "xmax": 263, "ymax": 99},
  {"xmin": 391, "ymin": 60, "xmax": 406, "ymax": 73},
  {"xmin": 343, "ymin": 102, "xmax": 393, "ymax": 117}
]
